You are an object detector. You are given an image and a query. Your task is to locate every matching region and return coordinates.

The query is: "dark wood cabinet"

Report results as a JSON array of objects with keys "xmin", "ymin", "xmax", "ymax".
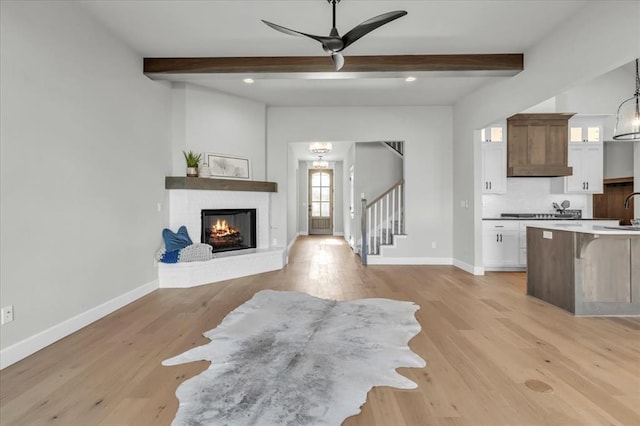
[
  {"xmin": 507, "ymin": 113, "xmax": 575, "ymax": 177},
  {"xmin": 593, "ymin": 177, "xmax": 633, "ymax": 225}
]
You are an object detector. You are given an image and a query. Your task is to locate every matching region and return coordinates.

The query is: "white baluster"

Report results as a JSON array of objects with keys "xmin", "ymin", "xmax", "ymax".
[
  {"xmin": 367, "ymin": 206, "xmax": 372, "ymax": 255},
  {"xmin": 385, "ymin": 193, "xmax": 390, "ymax": 244},
  {"xmin": 399, "ymin": 184, "xmax": 403, "ymax": 234},
  {"xmin": 391, "ymin": 188, "xmax": 396, "ymax": 234}
]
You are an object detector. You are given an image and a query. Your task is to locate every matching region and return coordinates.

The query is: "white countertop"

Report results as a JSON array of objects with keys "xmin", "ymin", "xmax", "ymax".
[{"xmin": 526, "ymin": 223, "xmax": 640, "ymax": 235}]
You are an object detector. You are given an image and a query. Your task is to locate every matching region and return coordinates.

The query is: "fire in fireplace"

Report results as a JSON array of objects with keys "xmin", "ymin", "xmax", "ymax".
[{"xmin": 201, "ymin": 209, "xmax": 257, "ymax": 253}]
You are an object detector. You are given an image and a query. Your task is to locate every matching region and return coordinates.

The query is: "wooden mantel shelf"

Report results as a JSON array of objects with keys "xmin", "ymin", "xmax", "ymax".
[{"xmin": 165, "ymin": 177, "xmax": 277, "ymax": 193}]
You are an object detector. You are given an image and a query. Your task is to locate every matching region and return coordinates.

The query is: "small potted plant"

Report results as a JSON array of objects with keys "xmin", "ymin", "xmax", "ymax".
[{"xmin": 183, "ymin": 150, "xmax": 202, "ymax": 177}]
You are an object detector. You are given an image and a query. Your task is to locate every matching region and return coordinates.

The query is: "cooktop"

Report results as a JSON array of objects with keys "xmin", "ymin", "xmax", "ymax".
[{"xmin": 501, "ymin": 209, "xmax": 581, "ymax": 219}]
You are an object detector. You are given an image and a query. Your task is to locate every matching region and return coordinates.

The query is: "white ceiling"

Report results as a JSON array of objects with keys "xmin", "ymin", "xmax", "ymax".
[{"xmin": 79, "ymin": 0, "xmax": 590, "ymax": 107}]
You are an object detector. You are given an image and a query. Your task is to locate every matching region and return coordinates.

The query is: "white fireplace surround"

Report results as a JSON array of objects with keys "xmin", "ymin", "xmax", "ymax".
[
  {"xmin": 168, "ymin": 189, "xmax": 270, "ymax": 249},
  {"xmin": 159, "ymin": 189, "xmax": 285, "ymax": 288}
]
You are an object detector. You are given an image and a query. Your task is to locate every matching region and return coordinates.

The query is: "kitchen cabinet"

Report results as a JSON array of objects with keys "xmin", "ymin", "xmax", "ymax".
[
  {"xmin": 480, "ymin": 123, "xmax": 505, "ymax": 143},
  {"xmin": 565, "ymin": 144, "xmax": 603, "ymax": 193},
  {"xmin": 483, "ymin": 221, "xmax": 520, "ymax": 267},
  {"xmin": 594, "ymin": 177, "xmax": 634, "ymax": 225},
  {"xmin": 506, "ymin": 113, "xmax": 574, "ymax": 177},
  {"xmin": 569, "ymin": 121, "xmax": 602, "ymax": 143},
  {"xmin": 484, "ymin": 219, "xmax": 620, "ymax": 270},
  {"xmin": 551, "ymin": 118, "xmax": 604, "ymax": 194},
  {"xmin": 481, "ymin": 122, "xmax": 507, "ymax": 193}
]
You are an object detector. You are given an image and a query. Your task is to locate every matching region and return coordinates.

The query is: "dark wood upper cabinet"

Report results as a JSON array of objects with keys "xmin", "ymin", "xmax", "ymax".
[{"xmin": 507, "ymin": 113, "xmax": 575, "ymax": 177}]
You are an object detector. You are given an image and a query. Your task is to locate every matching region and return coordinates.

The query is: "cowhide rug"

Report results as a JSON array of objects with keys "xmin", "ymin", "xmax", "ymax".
[{"xmin": 163, "ymin": 290, "xmax": 426, "ymax": 425}]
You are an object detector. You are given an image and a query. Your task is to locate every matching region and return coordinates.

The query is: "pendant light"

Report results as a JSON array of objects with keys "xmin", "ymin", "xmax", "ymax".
[
  {"xmin": 313, "ymin": 156, "xmax": 329, "ymax": 169},
  {"xmin": 613, "ymin": 58, "xmax": 640, "ymax": 141},
  {"xmin": 309, "ymin": 142, "xmax": 332, "ymax": 154}
]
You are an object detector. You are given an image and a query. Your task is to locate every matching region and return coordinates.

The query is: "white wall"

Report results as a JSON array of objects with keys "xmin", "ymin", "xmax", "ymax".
[
  {"xmin": 0, "ymin": 1, "xmax": 172, "ymax": 352},
  {"xmin": 171, "ymin": 84, "xmax": 266, "ymax": 180},
  {"xmin": 351, "ymin": 142, "xmax": 404, "ymax": 247},
  {"xmin": 267, "ymin": 106, "xmax": 453, "ymax": 260},
  {"xmin": 333, "ymin": 162, "xmax": 344, "ymax": 235},
  {"xmin": 555, "ymin": 65, "xmax": 636, "ymax": 179},
  {"xmin": 556, "ymin": 66, "xmax": 635, "ymax": 141},
  {"xmin": 297, "ymin": 161, "xmax": 308, "ymax": 234},
  {"xmin": 355, "ymin": 143, "xmax": 404, "ymax": 203},
  {"xmin": 343, "ymin": 145, "xmax": 356, "ymax": 247},
  {"xmin": 604, "ymin": 144, "xmax": 635, "ymax": 179},
  {"xmin": 453, "ymin": 1, "xmax": 640, "ymax": 272}
]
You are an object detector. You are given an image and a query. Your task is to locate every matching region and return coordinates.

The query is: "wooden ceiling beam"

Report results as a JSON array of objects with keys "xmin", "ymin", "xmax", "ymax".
[{"xmin": 144, "ymin": 54, "xmax": 523, "ymax": 74}]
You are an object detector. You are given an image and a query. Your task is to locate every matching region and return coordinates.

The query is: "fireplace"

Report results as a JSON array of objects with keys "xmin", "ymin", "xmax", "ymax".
[{"xmin": 201, "ymin": 209, "xmax": 257, "ymax": 253}]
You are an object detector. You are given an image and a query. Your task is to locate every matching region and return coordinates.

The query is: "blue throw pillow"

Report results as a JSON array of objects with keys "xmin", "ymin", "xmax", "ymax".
[
  {"xmin": 162, "ymin": 225, "xmax": 193, "ymax": 252},
  {"xmin": 160, "ymin": 249, "xmax": 180, "ymax": 264}
]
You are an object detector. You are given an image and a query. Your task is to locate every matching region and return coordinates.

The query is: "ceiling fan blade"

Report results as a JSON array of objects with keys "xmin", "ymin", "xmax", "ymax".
[
  {"xmin": 261, "ymin": 19, "xmax": 312, "ymax": 38},
  {"xmin": 262, "ymin": 20, "xmax": 345, "ymax": 53},
  {"xmin": 331, "ymin": 52, "xmax": 345, "ymax": 71},
  {"xmin": 341, "ymin": 10, "xmax": 408, "ymax": 50}
]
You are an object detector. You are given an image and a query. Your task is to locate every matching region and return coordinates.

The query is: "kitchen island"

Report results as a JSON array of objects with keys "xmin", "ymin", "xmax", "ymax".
[{"xmin": 526, "ymin": 223, "xmax": 640, "ymax": 316}]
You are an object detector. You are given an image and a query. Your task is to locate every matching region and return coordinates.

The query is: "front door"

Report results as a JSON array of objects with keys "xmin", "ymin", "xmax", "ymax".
[{"xmin": 308, "ymin": 169, "xmax": 333, "ymax": 235}]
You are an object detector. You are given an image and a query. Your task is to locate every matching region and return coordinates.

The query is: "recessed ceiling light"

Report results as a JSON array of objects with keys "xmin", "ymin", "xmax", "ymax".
[
  {"xmin": 243, "ymin": 78, "xmax": 255, "ymax": 84},
  {"xmin": 405, "ymin": 76, "xmax": 416, "ymax": 82}
]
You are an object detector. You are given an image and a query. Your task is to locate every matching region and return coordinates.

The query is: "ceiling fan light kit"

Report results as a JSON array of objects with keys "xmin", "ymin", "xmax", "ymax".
[{"xmin": 262, "ymin": 0, "xmax": 407, "ymax": 71}]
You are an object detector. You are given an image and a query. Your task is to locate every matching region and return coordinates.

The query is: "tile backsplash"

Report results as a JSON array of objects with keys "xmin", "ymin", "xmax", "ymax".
[{"xmin": 482, "ymin": 178, "xmax": 592, "ymax": 218}]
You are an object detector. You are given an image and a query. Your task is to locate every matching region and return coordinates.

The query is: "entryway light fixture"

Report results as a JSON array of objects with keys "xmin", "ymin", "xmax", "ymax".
[
  {"xmin": 313, "ymin": 156, "xmax": 329, "ymax": 169},
  {"xmin": 613, "ymin": 58, "xmax": 640, "ymax": 141},
  {"xmin": 309, "ymin": 142, "xmax": 332, "ymax": 154}
]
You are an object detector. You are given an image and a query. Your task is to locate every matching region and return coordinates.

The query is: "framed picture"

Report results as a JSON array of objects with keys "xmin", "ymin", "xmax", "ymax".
[{"xmin": 205, "ymin": 153, "xmax": 251, "ymax": 180}]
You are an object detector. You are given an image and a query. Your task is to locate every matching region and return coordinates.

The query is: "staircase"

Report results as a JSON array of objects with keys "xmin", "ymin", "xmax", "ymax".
[{"xmin": 360, "ymin": 179, "xmax": 405, "ymax": 264}]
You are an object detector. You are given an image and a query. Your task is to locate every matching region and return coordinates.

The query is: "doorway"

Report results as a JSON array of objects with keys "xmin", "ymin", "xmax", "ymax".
[{"xmin": 308, "ymin": 169, "xmax": 333, "ymax": 235}]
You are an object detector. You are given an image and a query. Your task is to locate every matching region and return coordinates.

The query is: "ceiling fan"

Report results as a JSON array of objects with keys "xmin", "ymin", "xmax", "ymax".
[{"xmin": 262, "ymin": 0, "xmax": 407, "ymax": 71}]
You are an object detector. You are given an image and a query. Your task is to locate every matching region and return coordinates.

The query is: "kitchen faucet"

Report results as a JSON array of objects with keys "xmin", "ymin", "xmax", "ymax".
[{"xmin": 624, "ymin": 192, "xmax": 640, "ymax": 208}]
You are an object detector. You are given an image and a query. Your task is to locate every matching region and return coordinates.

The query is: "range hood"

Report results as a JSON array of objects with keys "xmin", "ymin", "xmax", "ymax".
[{"xmin": 507, "ymin": 113, "xmax": 575, "ymax": 177}]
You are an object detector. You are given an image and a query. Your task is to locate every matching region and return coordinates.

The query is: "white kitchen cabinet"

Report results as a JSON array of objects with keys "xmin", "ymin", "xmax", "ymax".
[
  {"xmin": 481, "ymin": 122, "xmax": 507, "ymax": 194},
  {"xmin": 569, "ymin": 120, "xmax": 602, "ymax": 143},
  {"xmin": 480, "ymin": 123, "xmax": 505, "ymax": 143},
  {"xmin": 483, "ymin": 221, "xmax": 519, "ymax": 267},
  {"xmin": 552, "ymin": 118, "xmax": 604, "ymax": 194},
  {"xmin": 485, "ymin": 219, "xmax": 621, "ymax": 270},
  {"xmin": 552, "ymin": 143, "xmax": 603, "ymax": 194}
]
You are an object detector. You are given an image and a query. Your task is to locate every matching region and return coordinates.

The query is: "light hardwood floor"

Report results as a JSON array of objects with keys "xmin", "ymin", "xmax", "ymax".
[{"xmin": 1, "ymin": 236, "xmax": 639, "ymax": 425}]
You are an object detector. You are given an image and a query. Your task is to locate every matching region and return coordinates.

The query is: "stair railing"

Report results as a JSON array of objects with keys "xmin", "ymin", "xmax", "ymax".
[
  {"xmin": 384, "ymin": 141, "xmax": 404, "ymax": 156},
  {"xmin": 360, "ymin": 179, "xmax": 405, "ymax": 262}
]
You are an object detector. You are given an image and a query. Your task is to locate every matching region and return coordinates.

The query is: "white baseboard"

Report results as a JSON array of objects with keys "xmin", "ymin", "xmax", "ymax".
[
  {"xmin": 0, "ymin": 280, "xmax": 158, "ymax": 370},
  {"xmin": 333, "ymin": 232, "xmax": 344, "ymax": 236},
  {"xmin": 366, "ymin": 257, "xmax": 453, "ymax": 265},
  {"xmin": 288, "ymin": 236, "xmax": 298, "ymax": 252},
  {"xmin": 453, "ymin": 259, "xmax": 485, "ymax": 275}
]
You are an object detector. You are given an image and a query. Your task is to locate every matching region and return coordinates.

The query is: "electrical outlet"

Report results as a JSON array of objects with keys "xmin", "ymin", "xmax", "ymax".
[
  {"xmin": 1, "ymin": 305, "xmax": 14, "ymax": 325},
  {"xmin": 431, "ymin": 241, "xmax": 437, "ymax": 249}
]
